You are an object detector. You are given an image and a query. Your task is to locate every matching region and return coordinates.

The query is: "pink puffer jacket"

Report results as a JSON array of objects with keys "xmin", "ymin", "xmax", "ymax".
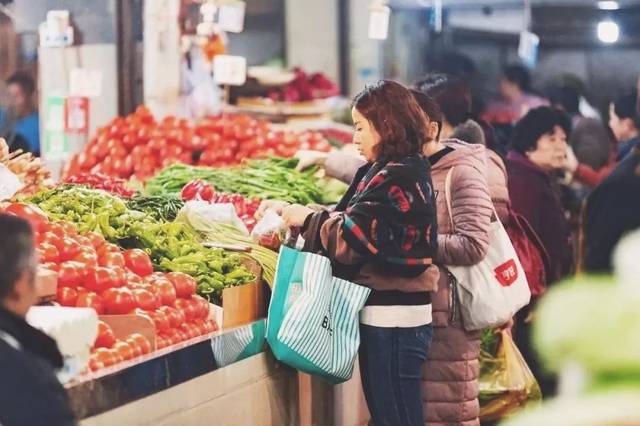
[{"xmin": 422, "ymin": 139, "xmax": 493, "ymax": 426}]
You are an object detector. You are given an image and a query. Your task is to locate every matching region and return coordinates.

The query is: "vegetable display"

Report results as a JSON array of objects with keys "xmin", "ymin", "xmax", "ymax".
[
  {"xmin": 147, "ymin": 157, "xmax": 339, "ymax": 205},
  {"xmin": 63, "ymin": 107, "xmax": 331, "ymax": 181},
  {"xmin": 180, "ymin": 179, "xmax": 260, "ymax": 232},
  {"xmin": 65, "ymin": 173, "xmax": 137, "ymax": 198},
  {"xmin": 177, "ymin": 207, "xmax": 278, "ymax": 286},
  {"xmin": 24, "ymin": 187, "xmax": 255, "ymax": 301},
  {"xmin": 126, "ymin": 194, "xmax": 185, "ymax": 222}
]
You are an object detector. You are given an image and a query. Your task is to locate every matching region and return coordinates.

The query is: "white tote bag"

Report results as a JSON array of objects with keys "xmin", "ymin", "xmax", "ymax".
[{"xmin": 444, "ymin": 167, "xmax": 531, "ymax": 331}]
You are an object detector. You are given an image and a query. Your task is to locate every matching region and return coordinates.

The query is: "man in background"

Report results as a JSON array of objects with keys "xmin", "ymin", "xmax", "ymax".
[
  {"xmin": 0, "ymin": 214, "xmax": 76, "ymax": 426},
  {"xmin": 0, "ymin": 71, "xmax": 40, "ymax": 155}
]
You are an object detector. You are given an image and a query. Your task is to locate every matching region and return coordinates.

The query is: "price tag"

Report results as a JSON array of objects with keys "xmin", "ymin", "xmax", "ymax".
[
  {"xmin": 213, "ymin": 55, "xmax": 247, "ymax": 86},
  {"xmin": 64, "ymin": 97, "xmax": 89, "ymax": 134},
  {"xmin": 69, "ymin": 68, "xmax": 103, "ymax": 98},
  {"xmin": 518, "ymin": 31, "xmax": 539, "ymax": 68},
  {"xmin": 217, "ymin": 1, "xmax": 246, "ymax": 33},
  {"xmin": 368, "ymin": 4, "xmax": 390, "ymax": 40}
]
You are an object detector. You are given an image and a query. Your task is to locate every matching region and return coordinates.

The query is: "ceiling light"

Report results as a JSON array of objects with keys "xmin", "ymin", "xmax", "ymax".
[
  {"xmin": 597, "ymin": 20, "xmax": 619, "ymax": 43},
  {"xmin": 598, "ymin": 1, "xmax": 620, "ymax": 10}
]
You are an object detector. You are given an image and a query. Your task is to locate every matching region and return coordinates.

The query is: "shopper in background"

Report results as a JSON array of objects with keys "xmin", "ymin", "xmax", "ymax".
[
  {"xmin": 507, "ymin": 107, "xmax": 573, "ymax": 282},
  {"xmin": 483, "ymin": 64, "xmax": 549, "ymax": 126},
  {"xmin": 414, "ymin": 73, "xmax": 473, "ymax": 140},
  {"xmin": 0, "ymin": 214, "xmax": 76, "ymax": 426},
  {"xmin": 583, "ymin": 144, "xmax": 640, "ymax": 273},
  {"xmin": 0, "ymin": 72, "xmax": 40, "ymax": 156},
  {"xmin": 506, "ymin": 106, "xmax": 573, "ymax": 397},
  {"xmin": 280, "ymin": 80, "xmax": 439, "ymax": 426},
  {"xmin": 609, "ymin": 90, "xmax": 640, "ymax": 161}
]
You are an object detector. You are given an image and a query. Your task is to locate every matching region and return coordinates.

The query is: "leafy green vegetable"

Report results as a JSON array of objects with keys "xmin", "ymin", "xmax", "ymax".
[{"xmin": 145, "ymin": 157, "xmax": 336, "ymax": 204}]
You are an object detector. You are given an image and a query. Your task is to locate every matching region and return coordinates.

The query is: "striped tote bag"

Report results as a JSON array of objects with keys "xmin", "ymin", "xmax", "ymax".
[{"xmin": 266, "ymin": 245, "xmax": 370, "ymax": 384}]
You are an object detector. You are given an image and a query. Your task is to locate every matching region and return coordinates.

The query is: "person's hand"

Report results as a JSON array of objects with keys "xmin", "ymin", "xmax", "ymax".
[
  {"xmin": 561, "ymin": 146, "xmax": 579, "ymax": 173},
  {"xmin": 294, "ymin": 150, "xmax": 329, "ymax": 171},
  {"xmin": 282, "ymin": 204, "xmax": 315, "ymax": 228},
  {"xmin": 498, "ymin": 317, "xmax": 515, "ymax": 336},
  {"xmin": 254, "ymin": 200, "xmax": 290, "ymax": 221}
]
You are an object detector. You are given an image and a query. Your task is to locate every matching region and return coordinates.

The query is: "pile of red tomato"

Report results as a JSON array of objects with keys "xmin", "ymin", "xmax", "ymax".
[
  {"xmin": 63, "ymin": 107, "xmax": 332, "ymax": 181},
  {"xmin": 89, "ymin": 322, "xmax": 153, "ymax": 370},
  {"xmin": 4, "ymin": 202, "xmax": 218, "ymax": 368}
]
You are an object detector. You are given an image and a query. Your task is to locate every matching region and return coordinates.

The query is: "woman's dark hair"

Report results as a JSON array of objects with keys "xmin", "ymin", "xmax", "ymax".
[
  {"xmin": 613, "ymin": 90, "xmax": 640, "ymax": 128},
  {"xmin": 0, "ymin": 214, "xmax": 35, "ymax": 301},
  {"xmin": 511, "ymin": 106, "xmax": 571, "ymax": 154},
  {"xmin": 413, "ymin": 73, "xmax": 471, "ymax": 127},
  {"xmin": 549, "ymin": 85, "xmax": 580, "ymax": 115},
  {"xmin": 7, "ymin": 71, "xmax": 36, "ymax": 97},
  {"xmin": 410, "ymin": 89, "xmax": 443, "ymax": 140},
  {"xmin": 503, "ymin": 64, "xmax": 531, "ymax": 92},
  {"xmin": 353, "ymin": 80, "xmax": 432, "ymax": 158}
]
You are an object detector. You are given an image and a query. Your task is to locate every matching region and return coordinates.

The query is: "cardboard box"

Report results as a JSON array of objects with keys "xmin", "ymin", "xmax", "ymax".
[
  {"xmin": 216, "ymin": 259, "xmax": 266, "ymax": 329},
  {"xmin": 100, "ymin": 314, "xmax": 156, "ymax": 350},
  {"xmin": 36, "ymin": 267, "xmax": 58, "ymax": 302}
]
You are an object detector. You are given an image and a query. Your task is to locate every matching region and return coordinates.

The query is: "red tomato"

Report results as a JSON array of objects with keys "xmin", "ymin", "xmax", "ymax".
[
  {"xmin": 128, "ymin": 333, "xmax": 152, "ymax": 354},
  {"xmin": 191, "ymin": 295, "xmax": 210, "ymax": 319},
  {"xmin": 174, "ymin": 298, "xmax": 197, "ymax": 321},
  {"xmin": 122, "ymin": 133, "xmax": 138, "ymax": 149},
  {"xmin": 76, "ymin": 291, "xmax": 105, "ymax": 314},
  {"xmin": 165, "ymin": 272, "xmax": 197, "ymax": 299},
  {"xmin": 97, "ymin": 243, "xmax": 120, "ymax": 256},
  {"xmin": 153, "ymin": 278, "xmax": 177, "ymax": 306},
  {"xmin": 73, "ymin": 248, "xmax": 99, "ymax": 267},
  {"xmin": 102, "ymin": 288, "xmax": 136, "ymax": 315},
  {"xmin": 126, "ymin": 272, "xmax": 144, "ymax": 286},
  {"xmin": 56, "ymin": 287, "xmax": 79, "ymax": 307},
  {"xmin": 57, "ymin": 261, "xmax": 85, "ymax": 288},
  {"xmin": 133, "ymin": 289, "xmax": 161, "ymax": 311},
  {"xmin": 157, "ymin": 306, "xmax": 185, "ymax": 329},
  {"xmin": 78, "ymin": 152, "xmax": 98, "ymax": 170},
  {"xmin": 40, "ymin": 262, "xmax": 59, "ymax": 272},
  {"xmin": 98, "ymin": 251, "xmax": 125, "ymax": 268},
  {"xmin": 93, "ymin": 347, "xmax": 117, "ymax": 367},
  {"xmin": 123, "ymin": 249, "xmax": 153, "ymax": 277},
  {"xmin": 156, "ymin": 337, "xmax": 167, "ymax": 349},
  {"xmin": 85, "ymin": 267, "xmax": 116, "ymax": 293},
  {"xmin": 3, "ymin": 203, "xmax": 49, "ymax": 233},
  {"xmin": 111, "ymin": 267, "xmax": 127, "ymax": 288},
  {"xmin": 88, "ymin": 356, "xmax": 105, "ymax": 372},
  {"xmin": 125, "ymin": 338, "xmax": 143, "ymax": 358},
  {"xmin": 113, "ymin": 340, "xmax": 135, "ymax": 361},
  {"xmin": 94, "ymin": 321, "xmax": 116, "ymax": 349},
  {"xmin": 38, "ymin": 242, "xmax": 60, "ymax": 263},
  {"xmin": 84, "ymin": 232, "xmax": 106, "ymax": 249},
  {"xmin": 55, "ymin": 237, "xmax": 81, "ymax": 262},
  {"xmin": 150, "ymin": 310, "xmax": 170, "ymax": 333}
]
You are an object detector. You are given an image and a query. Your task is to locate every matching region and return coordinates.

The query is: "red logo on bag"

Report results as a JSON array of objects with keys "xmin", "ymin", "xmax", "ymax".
[{"xmin": 494, "ymin": 259, "xmax": 518, "ymax": 287}]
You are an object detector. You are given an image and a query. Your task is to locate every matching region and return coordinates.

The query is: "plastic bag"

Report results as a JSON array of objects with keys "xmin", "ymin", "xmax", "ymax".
[
  {"xmin": 479, "ymin": 330, "xmax": 542, "ymax": 422},
  {"xmin": 250, "ymin": 209, "xmax": 287, "ymax": 251},
  {"xmin": 0, "ymin": 164, "xmax": 22, "ymax": 200},
  {"xmin": 178, "ymin": 201, "xmax": 249, "ymax": 235}
]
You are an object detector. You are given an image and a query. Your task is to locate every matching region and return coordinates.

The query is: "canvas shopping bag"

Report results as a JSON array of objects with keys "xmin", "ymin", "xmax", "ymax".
[
  {"xmin": 444, "ymin": 167, "xmax": 531, "ymax": 331},
  {"xmin": 266, "ymin": 242, "xmax": 370, "ymax": 384}
]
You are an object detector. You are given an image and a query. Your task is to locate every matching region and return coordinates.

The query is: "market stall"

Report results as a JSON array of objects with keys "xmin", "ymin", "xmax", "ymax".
[{"xmin": 0, "ymin": 97, "xmax": 352, "ymax": 423}]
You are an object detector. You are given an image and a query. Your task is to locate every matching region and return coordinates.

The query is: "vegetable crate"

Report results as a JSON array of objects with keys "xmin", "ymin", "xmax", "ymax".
[{"xmin": 214, "ymin": 258, "xmax": 266, "ymax": 329}]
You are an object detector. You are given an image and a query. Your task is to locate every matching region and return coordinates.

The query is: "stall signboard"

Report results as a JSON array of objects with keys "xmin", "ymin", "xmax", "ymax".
[
  {"xmin": 213, "ymin": 55, "xmax": 247, "ymax": 86},
  {"xmin": 217, "ymin": 1, "xmax": 246, "ymax": 33}
]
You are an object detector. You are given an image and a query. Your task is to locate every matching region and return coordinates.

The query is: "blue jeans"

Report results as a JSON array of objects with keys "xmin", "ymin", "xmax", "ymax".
[{"xmin": 359, "ymin": 324, "xmax": 433, "ymax": 426}]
